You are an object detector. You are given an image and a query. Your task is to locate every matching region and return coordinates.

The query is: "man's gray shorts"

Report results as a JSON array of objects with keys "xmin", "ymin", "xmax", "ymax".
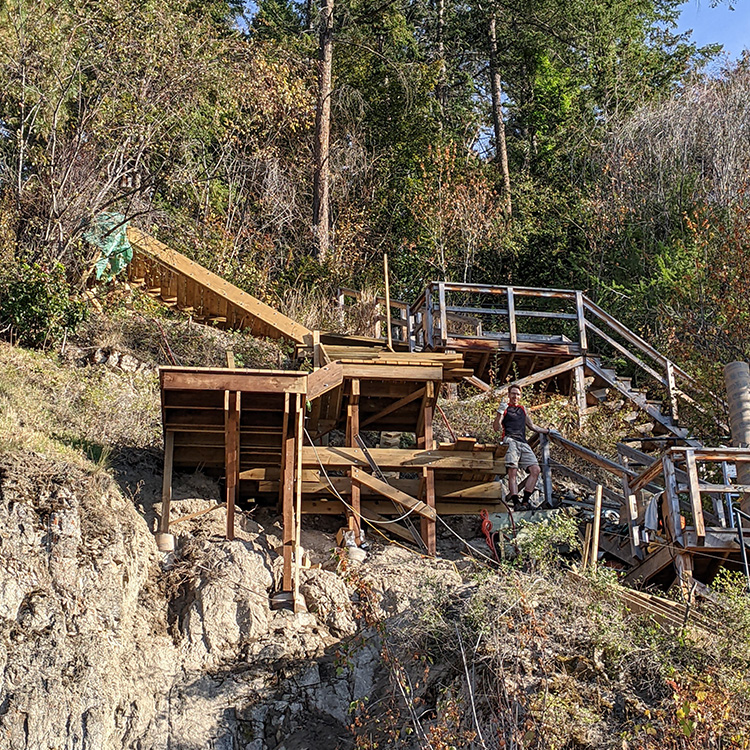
[{"xmin": 504, "ymin": 437, "xmax": 539, "ymax": 470}]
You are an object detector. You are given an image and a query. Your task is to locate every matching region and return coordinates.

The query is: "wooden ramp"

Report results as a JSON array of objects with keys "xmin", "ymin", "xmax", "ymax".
[{"xmin": 126, "ymin": 227, "xmax": 311, "ymax": 344}]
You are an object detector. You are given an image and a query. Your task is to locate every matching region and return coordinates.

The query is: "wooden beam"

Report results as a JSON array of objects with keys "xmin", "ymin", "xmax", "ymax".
[
  {"xmin": 575, "ymin": 290, "xmax": 587, "ymax": 352},
  {"xmin": 350, "ymin": 467, "xmax": 437, "ymax": 520},
  {"xmin": 663, "ymin": 454, "xmax": 684, "ymax": 546},
  {"xmin": 339, "ymin": 363, "xmax": 443, "ymax": 382},
  {"xmin": 574, "ymin": 365, "xmax": 587, "ymax": 427},
  {"xmin": 128, "ymin": 227, "xmax": 311, "ymax": 343},
  {"xmin": 306, "ymin": 362, "xmax": 344, "ymax": 401},
  {"xmin": 360, "ymin": 387, "xmax": 425, "ymax": 429},
  {"xmin": 507, "ymin": 287, "xmax": 517, "ymax": 346},
  {"xmin": 685, "ymin": 450, "xmax": 706, "ymax": 545},
  {"xmin": 498, "ymin": 356, "xmax": 585, "ymax": 394},
  {"xmin": 346, "ymin": 379, "xmax": 361, "ymax": 540},
  {"xmin": 540, "ymin": 432, "xmax": 553, "ymax": 505},
  {"xmin": 301, "ymin": 446, "xmax": 503, "ymax": 472},
  {"xmin": 161, "ymin": 368, "xmax": 307, "ymax": 394},
  {"xmin": 224, "ymin": 390, "xmax": 240, "ymax": 541},
  {"xmin": 159, "ymin": 430, "xmax": 175, "ymax": 534},
  {"xmin": 591, "ymin": 485, "xmax": 603, "ymax": 572},
  {"xmin": 549, "ymin": 433, "xmax": 635, "ymax": 479},
  {"xmin": 281, "ymin": 397, "xmax": 296, "ymax": 592},
  {"xmin": 420, "ymin": 386, "xmax": 436, "ymax": 554}
]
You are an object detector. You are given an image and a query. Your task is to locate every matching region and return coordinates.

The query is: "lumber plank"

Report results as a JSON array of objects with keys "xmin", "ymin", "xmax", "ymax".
[
  {"xmin": 350, "ymin": 467, "xmax": 437, "ymax": 520},
  {"xmin": 160, "ymin": 368, "xmax": 307, "ymax": 394},
  {"xmin": 685, "ymin": 450, "xmax": 706, "ymax": 545},
  {"xmin": 306, "ymin": 363, "xmax": 344, "ymax": 401},
  {"xmin": 301, "ymin": 446, "xmax": 502, "ymax": 471}
]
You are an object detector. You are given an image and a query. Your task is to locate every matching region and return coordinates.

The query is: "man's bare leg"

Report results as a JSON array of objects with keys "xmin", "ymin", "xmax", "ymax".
[{"xmin": 507, "ymin": 467, "xmax": 519, "ymax": 498}]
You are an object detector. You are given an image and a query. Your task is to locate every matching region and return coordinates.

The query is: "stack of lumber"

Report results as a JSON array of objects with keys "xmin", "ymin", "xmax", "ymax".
[{"xmin": 320, "ymin": 343, "xmax": 473, "ymax": 381}]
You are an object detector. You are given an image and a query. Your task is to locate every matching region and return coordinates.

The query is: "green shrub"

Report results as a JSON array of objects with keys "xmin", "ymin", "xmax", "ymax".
[
  {"xmin": 515, "ymin": 510, "xmax": 580, "ymax": 569},
  {"xmin": 0, "ymin": 261, "xmax": 87, "ymax": 347}
]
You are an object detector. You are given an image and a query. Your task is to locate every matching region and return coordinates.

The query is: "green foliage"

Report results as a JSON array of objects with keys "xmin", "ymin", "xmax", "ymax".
[
  {"xmin": 515, "ymin": 510, "xmax": 581, "ymax": 569},
  {"xmin": 0, "ymin": 262, "xmax": 87, "ymax": 347}
]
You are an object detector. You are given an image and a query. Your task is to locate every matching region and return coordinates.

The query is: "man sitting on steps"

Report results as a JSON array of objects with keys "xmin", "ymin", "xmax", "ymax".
[{"xmin": 493, "ymin": 384, "xmax": 553, "ymax": 510}]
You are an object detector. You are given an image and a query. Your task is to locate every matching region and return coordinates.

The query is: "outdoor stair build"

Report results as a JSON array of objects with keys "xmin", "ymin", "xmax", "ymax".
[{"xmin": 126, "ymin": 227, "xmax": 312, "ymax": 344}]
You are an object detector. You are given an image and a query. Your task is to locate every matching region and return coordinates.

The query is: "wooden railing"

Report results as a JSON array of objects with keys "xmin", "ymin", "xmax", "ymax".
[
  {"xmin": 411, "ymin": 281, "xmax": 727, "ymax": 430},
  {"xmin": 627, "ymin": 446, "xmax": 750, "ymax": 548}
]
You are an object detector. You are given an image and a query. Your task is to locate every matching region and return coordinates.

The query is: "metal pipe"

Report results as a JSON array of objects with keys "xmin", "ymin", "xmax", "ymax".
[{"xmin": 723, "ymin": 362, "xmax": 750, "ymax": 515}]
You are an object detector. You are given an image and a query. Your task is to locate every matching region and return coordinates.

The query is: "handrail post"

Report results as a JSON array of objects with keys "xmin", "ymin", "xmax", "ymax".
[
  {"xmin": 424, "ymin": 285, "xmax": 433, "ymax": 350},
  {"xmin": 575, "ymin": 290, "xmax": 587, "ymax": 353},
  {"xmin": 666, "ymin": 361, "xmax": 678, "ymax": 422},
  {"xmin": 438, "ymin": 282, "xmax": 447, "ymax": 348},
  {"xmin": 507, "ymin": 286, "xmax": 517, "ymax": 347}
]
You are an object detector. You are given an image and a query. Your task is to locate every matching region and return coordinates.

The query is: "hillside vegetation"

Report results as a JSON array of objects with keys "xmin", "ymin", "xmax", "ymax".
[
  {"xmin": 2, "ymin": 1, "xmax": 750, "ymax": 747},
  {"xmin": 1, "ymin": 0, "xmax": 749, "ymax": 389}
]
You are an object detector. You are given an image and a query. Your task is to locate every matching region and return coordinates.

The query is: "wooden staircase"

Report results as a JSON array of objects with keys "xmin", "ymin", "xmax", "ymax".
[{"xmin": 126, "ymin": 227, "xmax": 312, "ymax": 344}]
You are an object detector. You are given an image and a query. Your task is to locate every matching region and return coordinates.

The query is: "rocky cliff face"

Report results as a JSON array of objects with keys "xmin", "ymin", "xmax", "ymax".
[{"xmin": 0, "ymin": 450, "xmax": 455, "ymax": 750}]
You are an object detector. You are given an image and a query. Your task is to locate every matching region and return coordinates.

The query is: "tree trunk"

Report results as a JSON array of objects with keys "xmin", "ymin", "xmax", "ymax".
[
  {"xmin": 436, "ymin": 0, "xmax": 446, "ymax": 115},
  {"xmin": 313, "ymin": 0, "xmax": 334, "ymax": 262},
  {"xmin": 488, "ymin": 14, "xmax": 512, "ymax": 218}
]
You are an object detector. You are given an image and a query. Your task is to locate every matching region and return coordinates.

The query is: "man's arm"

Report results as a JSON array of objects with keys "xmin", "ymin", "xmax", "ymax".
[{"xmin": 493, "ymin": 402, "xmax": 507, "ymax": 433}]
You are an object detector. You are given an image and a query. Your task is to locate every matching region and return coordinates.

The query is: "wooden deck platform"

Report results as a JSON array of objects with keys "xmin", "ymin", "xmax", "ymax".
[{"xmin": 158, "ymin": 356, "xmax": 506, "ymax": 607}]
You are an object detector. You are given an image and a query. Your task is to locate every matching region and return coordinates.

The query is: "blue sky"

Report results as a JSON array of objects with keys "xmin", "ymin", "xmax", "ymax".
[{"xmin": 676, "ymin": 1, "xmax": 750, "ymax": 58}]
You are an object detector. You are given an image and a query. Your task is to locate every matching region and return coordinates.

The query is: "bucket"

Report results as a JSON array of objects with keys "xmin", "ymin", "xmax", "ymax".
[{"xmin": 155, "ymin": 532, "xmax": 175, "ymax": 552}]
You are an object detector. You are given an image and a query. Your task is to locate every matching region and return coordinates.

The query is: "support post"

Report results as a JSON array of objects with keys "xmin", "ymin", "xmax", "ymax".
[
  {"xmin": 294, "ymin": 394, "xmax": 304, "ymax": 605},
  {"xmin": 159, "ymin": 430, "xmax": 175, "ymax": 534},
  {"xmin": 282, "ymin": 394, "xmax": 296, "ymax": 592},
  {"xmin": 575, "ymin": 290, "xmax": 587, "ymax": 353},
  {"xmin": 540, "ymin": 432, "xmax": 553, "ymax": 505},
  {"xmin": 346, "ymin": 379, "xmax": 361, "ymax": 540},
  {"xmin": 438, "ymin": 282, "xmax": 447, "ymax": 348},
  {"xmin": 685, "ymin": 449, "xmax": 705, "ymax": 545},
  {"xmin": 384, "ymin": 254, "xmax": 393, "ymax": 351},
  {"xmin": 419, "ymin": 381, "xmax": 436, "ymax": 554},
  {"xmin": 574, "ymin": 365, "xmax": 587, "ymax": 428},
  {"xmin": 507, "ymin": 286, "xmax": 517, "ymax": 347},
  {"xmin": 424, "ymin": 285, "xmax": 433, "ymax": 349},
  {"xmin": 224, "ymin": 390, "xmax": 240, "ymax": 541}
]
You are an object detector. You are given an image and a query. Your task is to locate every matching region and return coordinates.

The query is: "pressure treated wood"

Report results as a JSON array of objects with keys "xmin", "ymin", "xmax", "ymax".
[
  {"xmin": 349, "ymin": 468, "xmax": 437, "ymax": 520},
  {"xmin": 128, "ymin": 227, "xmax": 311, "ymax": 343}
]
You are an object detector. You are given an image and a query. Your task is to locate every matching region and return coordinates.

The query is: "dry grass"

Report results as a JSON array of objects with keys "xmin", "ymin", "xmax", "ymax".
[
  {"xmin": 0, "ymin": 341, "xmax": 161, "ymax": 470},
  {"xmin": 73, "ymin": 310, "xmax": 291, "ymax": 369}
]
